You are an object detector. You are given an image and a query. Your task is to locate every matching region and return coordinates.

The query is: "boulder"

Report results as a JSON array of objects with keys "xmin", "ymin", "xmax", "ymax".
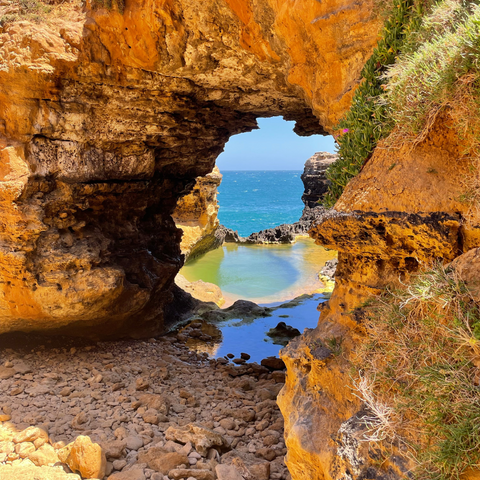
[
  {"xmin": 58, "ymin": 436, "xmax": 106, "ymax": 480},
  {"xmin": 137, "ymin": 446, "xmax": 188, "ymax": 475},
  {"xmin": 266, "ymin": 322, "xmax": 301, "ymax": 346}
]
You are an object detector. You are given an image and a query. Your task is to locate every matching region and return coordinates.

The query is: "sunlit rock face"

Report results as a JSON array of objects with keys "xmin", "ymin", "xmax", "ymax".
[
  {"xmin": 173, "ymin": 167, "xmax": 223, "ymax": 262},
  {"xmin": 278, "ymin": 114, "xmax": 480, "ymax": 479},
  {"xmin": 0, "ymin": 0, "xmax": 379, "ymax": 337}
]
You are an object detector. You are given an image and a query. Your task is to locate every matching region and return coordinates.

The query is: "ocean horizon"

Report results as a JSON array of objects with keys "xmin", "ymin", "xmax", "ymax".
[{"xmin": 217, "ymin": 170, "xmax": 305, "ymax": 237}]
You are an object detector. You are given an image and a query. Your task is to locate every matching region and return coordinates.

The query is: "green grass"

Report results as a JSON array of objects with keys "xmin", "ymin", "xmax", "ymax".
[
  {"xmin": 323, "ymin": 0, "xmax": 426, "ymax": 207},
  {"xmin": 0, "ymin": 0, "xmax": 52, "ymax": 24},
  {"xmin": 354, "ymin": 265, "xmax": 480, "ymax": 479},
  {"xmin": 323, "ymin": 0, "xmax": 480, "ymax": 207},
  {"xmin": 385, "ymin": 0, "xmax": 480, "ymax": 145}
]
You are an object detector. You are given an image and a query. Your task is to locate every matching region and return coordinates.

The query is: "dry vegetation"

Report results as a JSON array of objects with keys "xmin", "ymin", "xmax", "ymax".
[
  {"xmin": 353, "ymin": 265, "xmax": 480, "ymax": 479},
  {"xmin": 0, "ymin": 0, "xmax": 123, "ymax": 25}
]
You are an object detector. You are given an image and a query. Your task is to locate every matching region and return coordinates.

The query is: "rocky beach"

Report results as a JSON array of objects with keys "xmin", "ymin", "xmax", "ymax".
[{"xmin": 0, "ymin": 331, "xmax": 288, "ymax": 480}]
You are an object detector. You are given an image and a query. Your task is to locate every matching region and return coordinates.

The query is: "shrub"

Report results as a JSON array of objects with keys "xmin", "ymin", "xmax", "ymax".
[
  {"xmin": 91, "ymin": 0, "xmax": 124, "ymax": 14},
  {"xmin": 385, "ymin": 1, "xmax": 480, "ymax": 147},
  {"xmin": 353, "ymin": 264, "xmax": 480, "ymax": 479},
  {"xmin": 323, "ymin": 0, "xmax": 480, "ymax": 207},
  {"xmin": 0, "ymin": 0, "xmax": 52, "ymax": 24}
]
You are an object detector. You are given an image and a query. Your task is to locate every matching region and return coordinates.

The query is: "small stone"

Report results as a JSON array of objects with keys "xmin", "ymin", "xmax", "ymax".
[
  {"xmin": 165, "ymin": 424, "xmax": 229, "ymax": 456},
  {"xmin": 168, "ymin": 469, "xmax": 214, "ymax": 480},
  {"xmin": 136, "ymin": 378, "xmax": 150, "ymax": 391},
  {"xmin": 108, "ymin": 468, "xmax": 146, "ymax": 480},
  {"xmin": 260, "ymin": 357, "xmax": 285, "ymax": 370},
  {"xmin": 0, "ymin": 367, "xmax": 16, "ymax": 380},
  {"xmin": 112, "ymin": 459, "xmax": 127, "ymax": 470},
  {"xmin": 240, "ymin": 352, "xmax": 251, "ymax": 360},
  {"xmin": 101, "ymin": 439, "xmax": 126, "ymax": 460},
  {"xmin": 248, "ymin": 462, "xmax": 270, "ymax": 480},
  {"xmin": 215, "ymin": 464, "xmax": 243, "ymax": 480},
  {"xmin": 138, "ymin": 447, "xmax": 188, "ymax": 475},
  {"xmin": 125, "ymin": 435, "xmax": 144, "ymax": 451},
  {"xmin": 255, "ymin": 447, "xmax": 276, "ymax": 461}
]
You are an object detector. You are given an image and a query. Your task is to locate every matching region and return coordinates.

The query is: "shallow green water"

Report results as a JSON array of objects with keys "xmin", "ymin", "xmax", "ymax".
[{"xmin": 181, "ymin": 237, "xmax": 337, "ymax": 305}]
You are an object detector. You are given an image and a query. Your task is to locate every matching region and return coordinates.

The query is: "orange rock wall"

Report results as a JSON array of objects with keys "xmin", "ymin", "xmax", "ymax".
[
  {"xmin": 0, "ymin": 0, "xmax": 380, "ymax": 336},
  {"xmin": 173, "ymin": 167, "xmax": 223, "ymax": 262}
]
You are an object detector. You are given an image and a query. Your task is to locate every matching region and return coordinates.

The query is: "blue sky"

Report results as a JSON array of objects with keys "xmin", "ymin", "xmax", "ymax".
[{"xmin": 216, "ymin": 116, "xmax": 336, "ymax": 170}]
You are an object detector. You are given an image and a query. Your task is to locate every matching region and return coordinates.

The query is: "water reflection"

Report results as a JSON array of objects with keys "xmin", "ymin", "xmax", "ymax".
[{"xmin": 185, "ymin": 293, "xmax": 328, "ymax": 364}]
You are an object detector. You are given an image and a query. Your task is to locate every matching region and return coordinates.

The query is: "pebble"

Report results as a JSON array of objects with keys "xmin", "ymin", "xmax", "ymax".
[{"xmin": 0, "ymin": 335, "xmax": 290, "ymax": 480}]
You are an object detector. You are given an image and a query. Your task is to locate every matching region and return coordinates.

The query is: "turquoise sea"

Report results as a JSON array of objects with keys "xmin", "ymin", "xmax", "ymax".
[{"xmin": 217, "ymin": 170, "xmax": 304, "ymax": 236}]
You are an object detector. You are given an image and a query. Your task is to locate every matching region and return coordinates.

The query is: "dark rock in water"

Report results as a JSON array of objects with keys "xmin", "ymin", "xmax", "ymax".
[
  {"xmin": 241, "ymin": 352, "xmax": 251, "ymax": 360},
  {"xmin": 261, "ymin": 356, "xmax": 286, "ymax": 370},
  {"xmin": 215, "ymin": 152, "xmax": 336, "ymax": 246},
  {"xmin": 301, "ymin": 152, "xmax": 338, "ymax": 208},
  {"xmin": 266, "ymin": 322, "xmax": 301, "ymax": 346},
  {"xmin": 320, "ymin": 257, "xmax": 338, "ymax": 280},
  {"xmin": 201, "ymin": 299, "xmax": 272, "ymax": 322}
]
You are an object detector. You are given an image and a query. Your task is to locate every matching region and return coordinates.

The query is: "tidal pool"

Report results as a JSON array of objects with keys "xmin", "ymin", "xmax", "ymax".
[
  {"xmin": 180, "ymin": 237, "xmax": 337, "ymax": 305},
  {"xmin": 184, "ymin": 293, "xmax": 329, "ymax": 363}
]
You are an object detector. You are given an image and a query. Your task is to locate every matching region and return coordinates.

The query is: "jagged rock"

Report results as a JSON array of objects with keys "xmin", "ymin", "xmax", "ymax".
[
  {"xmin": 173, "ymin": 167, "xmax": 223, "ymax": 262},
  {"xmin": 169, "ymin": 468, "xmax": 214, "ymax": 480},
  {"xmin": 218, "ymin": 206, "xmax": 328, "ymax": 245},
  {"xmin": 0, "ymin": 0, "xmax": 380, "ymax": 337},
  {"xmin": 320, "ymin": 258, "xmax": 338, "ymax": 280},
  {"xmin": 266, "ymin": 322, "xmax": 301, "ymax": 346},
  {"xmin": 108, "ymin": 469, "xmax": 146, "ymax": 480},
  {"xmin": 58, "ymin": 436, "xmax": 106, "ymax": 480},
  {"xmin": 201, "ymin": 300, "xmax": 271, "ymax": 322},
  {"xmin": 0, "ymin": 464, "xmax": 80, "ymax": 480},
  {"xmin": 215, "ymin": 464, "xmax": 244, "ymax": 480},
  {"xmin": 301, "ymin": 152, "xmax": 338, "ymax": 208},
  {"xmin": 137, "ymin": 446, "xmax": 188, "ymax": 475}
]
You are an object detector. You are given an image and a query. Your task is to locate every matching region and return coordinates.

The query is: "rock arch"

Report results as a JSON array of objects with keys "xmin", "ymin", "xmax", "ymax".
[{"xmin": 0, "ymin": 0, "xmax": 379, "ymax": 336}]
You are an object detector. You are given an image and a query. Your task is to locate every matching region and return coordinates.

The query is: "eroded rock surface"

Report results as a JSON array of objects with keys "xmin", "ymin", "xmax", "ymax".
[
  {"xmin": 0, "ymin": 0, "xmax": 380, "ymax": 336},
  {"xmin": 173, "ymin": 167, "xmax": 223, "ymax": 262},
  {"xmin": 301, "ymin": 152, "xmax": 338, "ymax": 208},
  {"xmin": 278, "ymin": 115, "xmax": 480, "ymax": 479}
]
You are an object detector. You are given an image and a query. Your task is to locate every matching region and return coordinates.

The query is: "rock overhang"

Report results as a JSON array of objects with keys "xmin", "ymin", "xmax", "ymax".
[{"xmin": 0, "ymin": 0, "xmax": 380, "ymax": 337}]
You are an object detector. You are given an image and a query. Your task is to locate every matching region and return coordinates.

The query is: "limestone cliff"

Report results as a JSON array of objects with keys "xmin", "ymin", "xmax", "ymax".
[
  {"xmin": 173, "ymin": 166, "xmax": 222, "ymax": 262},
  {"xmin": 278, "ymin": 114, "xmax": 480, "ymax": 479},
  {"xmin": 0, "ymin": 0, "xmax": 380, "ymax": 337}
]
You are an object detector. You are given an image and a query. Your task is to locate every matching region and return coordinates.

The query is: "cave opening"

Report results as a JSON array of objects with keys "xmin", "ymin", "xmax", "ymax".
[
  {"xmin": 176, "ymin": 116, "xmax": 337, "ymax": 306},
  {"xmin": 215, "ymin": 116, "xmax": 336, "ymax": 236},
  {"xmin": 174, "ymin": 116, "xmax": 338, "ymax": 361}
]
